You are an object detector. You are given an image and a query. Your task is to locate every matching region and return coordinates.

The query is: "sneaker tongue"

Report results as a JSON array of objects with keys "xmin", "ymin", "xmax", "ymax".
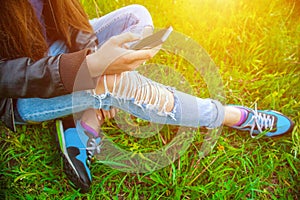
[{"xmin": 80, "ymin": 121, "xmax": 99, "ymax": 138}]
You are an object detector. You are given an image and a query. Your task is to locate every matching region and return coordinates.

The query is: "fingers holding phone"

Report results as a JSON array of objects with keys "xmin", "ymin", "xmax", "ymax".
[
  {"xmin": 86, "ymin": 27, "xmax": 172, "ymax": 76},
  {"xmin": 86, "ymin": 32, "xmax": 152, "ymax": 75}
]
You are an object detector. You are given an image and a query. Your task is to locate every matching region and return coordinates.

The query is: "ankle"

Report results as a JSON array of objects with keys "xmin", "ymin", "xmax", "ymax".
[
  {"xmin": 80, "ymin": 121, "xmax": 99, "ymax": 137},
  {"xmin": 80, "ymin": 109, "xmax": 103, "ymax": 137},
  {"xmin": 223, "ymin": 106, "xmax": 247, "ymax": 127},
  {"xmin": 233, "ymin": 108, "xmax": 248, "ymax": 126}
]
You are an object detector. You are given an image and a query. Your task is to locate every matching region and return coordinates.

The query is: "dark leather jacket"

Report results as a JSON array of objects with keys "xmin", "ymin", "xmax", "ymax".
[{"xmin": 0, "ymin": 18, "xmax": 98, "ymax": 132}]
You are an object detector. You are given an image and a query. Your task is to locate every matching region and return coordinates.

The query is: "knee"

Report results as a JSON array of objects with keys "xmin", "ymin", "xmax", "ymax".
[
  {"xmin": 126, "ymin": 4, "xmax": 153, "ymax": 27},
  {"xmin": 127, "ymin": 4, "xmax": 150, "ymax": 14}
]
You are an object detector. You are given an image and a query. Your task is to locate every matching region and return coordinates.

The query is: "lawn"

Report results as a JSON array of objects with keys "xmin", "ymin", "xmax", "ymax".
[{"xmin": 1, "ymin": 0, "xmax": 300, "ymax": 199}]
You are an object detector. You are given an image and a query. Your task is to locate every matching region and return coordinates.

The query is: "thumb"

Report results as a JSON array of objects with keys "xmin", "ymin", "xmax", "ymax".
[{"xmin": 113, "ymin": 32, "xmax": 141, "ymax": 46}]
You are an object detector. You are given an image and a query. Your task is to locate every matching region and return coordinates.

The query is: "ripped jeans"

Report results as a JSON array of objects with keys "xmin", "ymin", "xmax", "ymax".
[{"xmin": 16, "ymin": 5, "xmax": 225, "ymax": 128}]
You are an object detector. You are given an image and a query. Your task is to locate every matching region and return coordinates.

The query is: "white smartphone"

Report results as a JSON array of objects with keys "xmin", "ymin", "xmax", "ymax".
[{"xmin": 130, "ymin": 26, "xmax": 173, "ymax": 50}]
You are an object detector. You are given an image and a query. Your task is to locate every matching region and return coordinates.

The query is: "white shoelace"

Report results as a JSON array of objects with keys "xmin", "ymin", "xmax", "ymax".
[
  {"xmin": 86, "ymin": 138, "xmax": 101, "ymax": 166},
  {"xmin": 242, "ymin": 104, "xmax": 275, "ymax": 138}
]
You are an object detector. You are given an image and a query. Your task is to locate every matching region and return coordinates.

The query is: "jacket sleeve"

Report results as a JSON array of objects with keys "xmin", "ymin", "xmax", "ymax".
[{"xmin": 0, "ymin": 49, "xmax": 97, "ymax": 98}]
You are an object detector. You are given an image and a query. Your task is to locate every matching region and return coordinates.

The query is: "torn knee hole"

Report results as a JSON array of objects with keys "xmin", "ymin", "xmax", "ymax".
[{"xmin": 101, "ymin": 71, "xmax": 175, "ymax": 113}]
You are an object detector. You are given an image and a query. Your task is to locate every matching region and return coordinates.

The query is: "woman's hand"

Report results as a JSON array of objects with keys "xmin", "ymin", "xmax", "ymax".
[{"xmin": 86, "ymin": 32, "xmax": 158, "ymax": 77}]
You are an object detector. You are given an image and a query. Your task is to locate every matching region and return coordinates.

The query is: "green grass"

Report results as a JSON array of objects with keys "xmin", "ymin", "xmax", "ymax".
[{"xmin": 1, "ymin": 0, "xmax": 300, "ymax": 199}]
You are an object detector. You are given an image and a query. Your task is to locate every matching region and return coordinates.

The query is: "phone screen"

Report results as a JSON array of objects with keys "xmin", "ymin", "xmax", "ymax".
[{"xmin": 130, "ymin": 26, "xmax": 173, "ymax": 50}]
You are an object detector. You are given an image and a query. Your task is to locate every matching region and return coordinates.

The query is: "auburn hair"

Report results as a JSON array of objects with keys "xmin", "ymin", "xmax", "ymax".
[{"xmin": 0, "ymin": 0, "xmax": 93, "ymax": 61}]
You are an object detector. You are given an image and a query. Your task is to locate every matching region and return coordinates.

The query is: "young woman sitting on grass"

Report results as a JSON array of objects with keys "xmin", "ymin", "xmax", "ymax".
[{"xmin": 0, "ymin": 0, "xmax": 294, "ymax": 193}]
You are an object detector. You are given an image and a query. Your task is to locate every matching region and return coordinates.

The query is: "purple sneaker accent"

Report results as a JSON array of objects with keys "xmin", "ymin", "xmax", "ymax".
[
  {"xmin": 233, "ymin": 107, "xmax": 248, "ymax": 126},
  {"xmin": 80, "ymin": 121, "xmax": 99, "ymax": 137}
]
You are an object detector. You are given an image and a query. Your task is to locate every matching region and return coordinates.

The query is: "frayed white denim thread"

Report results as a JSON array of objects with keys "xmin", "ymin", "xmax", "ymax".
[{"xmin": 92, "ymin": 71, "xmax": 177, "ymax": 122}]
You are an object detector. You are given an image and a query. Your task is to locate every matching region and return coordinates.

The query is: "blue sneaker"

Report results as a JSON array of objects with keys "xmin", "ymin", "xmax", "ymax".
[
  {"xmin": 56, "ymin": 120, "xmax": 101, "ymax": 192},
  {"xmin": 232, "ymin": 105, "xmax": 294, "ymax": 138}
]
